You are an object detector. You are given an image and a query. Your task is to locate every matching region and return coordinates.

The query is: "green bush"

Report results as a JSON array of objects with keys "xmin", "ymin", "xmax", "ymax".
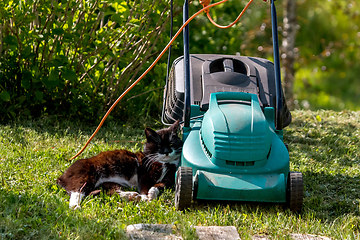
[{"xmin": 0, "ymin": 0, "xmax": 174, "ymax": 122}]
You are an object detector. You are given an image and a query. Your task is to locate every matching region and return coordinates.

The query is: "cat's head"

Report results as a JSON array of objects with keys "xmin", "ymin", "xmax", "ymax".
[{"xmin": 143, "ymin": 120, "xmax": 183, "ymax": 164}]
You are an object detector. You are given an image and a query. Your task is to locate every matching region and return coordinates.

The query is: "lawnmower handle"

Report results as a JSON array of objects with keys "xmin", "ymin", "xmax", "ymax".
[{"xmin": 208, "ymin": 92, "xmax": 259, "ymax": 111}]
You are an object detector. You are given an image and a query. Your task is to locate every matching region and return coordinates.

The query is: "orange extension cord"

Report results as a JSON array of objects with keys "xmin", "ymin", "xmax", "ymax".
[
  {"xmin": 69, "ymin": 0, "xmax": 254, "ymax": 161},
  {"xmin": 201, "ymin": 0, "xmax": 254, "ymax": 29}
]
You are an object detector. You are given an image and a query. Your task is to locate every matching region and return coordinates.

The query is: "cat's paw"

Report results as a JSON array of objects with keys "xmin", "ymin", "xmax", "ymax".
[
  {"xmin": 118, "ymin": 191, "xmax": 142, "ymax": 202},
  {"xmin": 69, "ymin": 191, "xmax": 84, "ymax": 210},
  {"xmin": 138, "ymin": 187, "xmax": 159, "ymax": 202},
  {"xmin": 140, "ymin": 194, "xmax": 149, "ymax": 201},
  {"xmin": 69, "ymin": 201, "xmax": 81, "ymax": 210},
  {"xmin": 71, "ymin": 205, "xmax": 81, "ymax": 210},
  {"xmin": 147, "ymin": 187, "xmax": 160, "ymax": 201}
]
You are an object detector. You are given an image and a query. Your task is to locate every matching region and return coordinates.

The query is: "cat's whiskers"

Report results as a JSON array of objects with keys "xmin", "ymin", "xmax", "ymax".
[
  {"xmin": 144, "ymin": 159, "xmax": 155, "ymax": 170},
  {"xmin": 175, "ymin": 147, "xmax": 183, "ymax": 154},
  {"xmin": 157, "ymin": 167, "xmax": 169, "ymax": 183},
  {"xmin": 144, "ymin": 153, "xmax": 160, "ymax": 170}
]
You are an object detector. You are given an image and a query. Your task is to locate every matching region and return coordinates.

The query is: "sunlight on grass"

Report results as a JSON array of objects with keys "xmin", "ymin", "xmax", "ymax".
[{"xmin": 0, "ymin": 111, "xmax": 359, "ymax": 239}]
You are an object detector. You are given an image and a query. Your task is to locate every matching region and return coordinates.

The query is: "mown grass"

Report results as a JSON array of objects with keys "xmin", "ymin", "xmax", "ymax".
[{"xmin": 0, "ymin": 110, "xmax": 359, "ymax": 239}]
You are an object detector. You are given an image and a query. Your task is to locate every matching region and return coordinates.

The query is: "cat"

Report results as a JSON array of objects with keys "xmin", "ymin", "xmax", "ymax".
[{"xmin": 56, "ymin": 120, "xmax": 182, "ymax": 209}]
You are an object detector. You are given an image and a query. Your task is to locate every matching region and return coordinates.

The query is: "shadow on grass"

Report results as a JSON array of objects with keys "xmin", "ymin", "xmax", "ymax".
[
  {"xmin": 1, "ymin": 117, "xmax": 119, "ymax": 142},
  {"xmin": 0, "ymin": 116, "xmax": 159, "ymax": 137},
  {"xmin": 0, "ymin": 188, "xmax": 127, "ymax": 239},
  {"xmin": 302, "ymin": 170, "xmax": 360, "ymax": 221},
  {"xmin": 285, "ymin": 119, "xmax": 359, "ymax": 166},
  {"xmin": 0, "ymin": 117, "xmax": 150, "ymax": 161},
  {"xmin": 188, "ymin": 170, "xmax": 360, "ymax": 224}
]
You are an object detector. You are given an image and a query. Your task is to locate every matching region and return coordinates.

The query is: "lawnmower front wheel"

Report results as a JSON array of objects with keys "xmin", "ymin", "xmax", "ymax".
[
  {"xmin": 175, "ymin": 166, "xmax": 193, "ymax": 210},
  {"xmin": 287, "ymin": 171, "xmax": 304, "ymax": 212}
]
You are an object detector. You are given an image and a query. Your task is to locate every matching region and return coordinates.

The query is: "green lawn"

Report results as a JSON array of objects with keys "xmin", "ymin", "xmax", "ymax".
[{"xmin": 0, "ymin": 110, "xmax": 359, "ymax": 239}]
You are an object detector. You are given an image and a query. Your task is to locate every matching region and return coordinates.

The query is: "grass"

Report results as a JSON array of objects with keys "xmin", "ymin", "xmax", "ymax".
[{"xmin": 0, "ymin": 110, "xmax": 359, "ymax": 239}]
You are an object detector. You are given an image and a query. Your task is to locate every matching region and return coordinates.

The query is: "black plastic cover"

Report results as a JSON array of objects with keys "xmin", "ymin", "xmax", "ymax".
[{"xmin": 162, "ymin": 54, "xmax": 291, "ymax": 128}]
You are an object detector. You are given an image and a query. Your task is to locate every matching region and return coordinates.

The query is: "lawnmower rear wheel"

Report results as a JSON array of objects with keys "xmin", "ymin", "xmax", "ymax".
[
  {"xmin": 175, "ymin": 167, "xmax": 192, "ymax": 210},
  {"xmin": 287, "ymin": 171, "xmax": 304, "ymax": 212}
]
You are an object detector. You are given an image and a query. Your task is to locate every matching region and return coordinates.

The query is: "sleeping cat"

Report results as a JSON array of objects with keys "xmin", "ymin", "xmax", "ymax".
[{"xmin": 57, "ymin": 120, "xmax": 182, "ymax": 209}]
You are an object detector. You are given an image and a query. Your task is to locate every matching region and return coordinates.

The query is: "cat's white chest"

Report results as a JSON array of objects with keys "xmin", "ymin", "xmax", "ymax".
[
  {"xmin": 158, "ymin": 165, "xmax": 167, "ymax": 183},
  {"xmin": 95, "ymin": 174, "xmax": 138, "ymax": 188}
]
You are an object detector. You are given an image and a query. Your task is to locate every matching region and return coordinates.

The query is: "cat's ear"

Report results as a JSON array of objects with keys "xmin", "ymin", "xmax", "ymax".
[
  {"xmin": 168, "ymin": 120, "xmax": 180, "ymax": 135},
  {"xmin": 145, "ymin": 127, "xmax": 161, "ymax": 144}
]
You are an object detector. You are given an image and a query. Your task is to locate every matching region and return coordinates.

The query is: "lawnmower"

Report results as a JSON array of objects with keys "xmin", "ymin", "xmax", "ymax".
[{"xmin": 161, "ymin": 0, "xmax": 304, "ymax": 212}]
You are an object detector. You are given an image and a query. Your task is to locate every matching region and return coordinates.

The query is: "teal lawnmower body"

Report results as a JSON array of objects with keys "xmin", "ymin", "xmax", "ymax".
[
  {"xmin": 183, "ymin": 92, "xmax": 289, "ymax": 203},
  {"xmin": 162, "ymin": 0, "xmax": 303, "ymax": 212}
]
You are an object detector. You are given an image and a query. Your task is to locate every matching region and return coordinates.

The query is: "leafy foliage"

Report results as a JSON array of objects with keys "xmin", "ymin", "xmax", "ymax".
[
  {"xmin": 294, "ymin": 0, "xmax": 360, "ymax": 110},
  {"xmin": 0, "ymin": 0, "xmax": 175, "ymax": 122},
  {"xmin": 0, "ymin": 0, "xmax": 359, "ymax": 123}
]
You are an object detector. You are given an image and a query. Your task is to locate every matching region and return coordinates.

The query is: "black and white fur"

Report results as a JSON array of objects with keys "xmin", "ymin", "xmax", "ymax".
[{"xmin": 57, "ymin": 121, "xmax": 182, "ymax": 209}]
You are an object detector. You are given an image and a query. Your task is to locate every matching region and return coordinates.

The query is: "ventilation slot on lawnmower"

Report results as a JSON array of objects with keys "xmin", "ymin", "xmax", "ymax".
[
  {"xmin": 209, "ymin": 58, "xmax": 247, "ymax": 74},
  {"xmin": 266, "ymin": 145, "xmax": 272, "ymax": 159},
  {"xmin": 226, "ymin": 160, "xmax": 255, "ymax": 167},
  {"xmin": 200, "ymin": 133, "xmax": 213, "ymax": 159}
]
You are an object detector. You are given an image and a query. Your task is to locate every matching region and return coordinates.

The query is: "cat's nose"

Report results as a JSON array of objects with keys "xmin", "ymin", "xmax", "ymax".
[{"xmin": 164, "ymin": 148, "xmax": 172, "ymax": 155}]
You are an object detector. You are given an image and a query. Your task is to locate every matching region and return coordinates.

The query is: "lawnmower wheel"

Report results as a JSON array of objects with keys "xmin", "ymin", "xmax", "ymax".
[
  {"xmin": 287, "ymin": 171, "xmax": 304, "ymax": 212},
  {"xmin": 175, "ymin": 166, "xmax": 192, "ymax": 210}
]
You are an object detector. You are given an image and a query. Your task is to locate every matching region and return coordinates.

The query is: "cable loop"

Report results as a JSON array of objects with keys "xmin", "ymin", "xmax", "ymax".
[
  {"xmin": 69, "ymin": 0, "xmax": 254, "ymax": 161},
  {"xmin": 200, "ymin": 0, "xmax": 211, "ymax": 12},
  {"xmin": 205, "ymin": 0, "xmax": 253, "ymax": 29}
]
